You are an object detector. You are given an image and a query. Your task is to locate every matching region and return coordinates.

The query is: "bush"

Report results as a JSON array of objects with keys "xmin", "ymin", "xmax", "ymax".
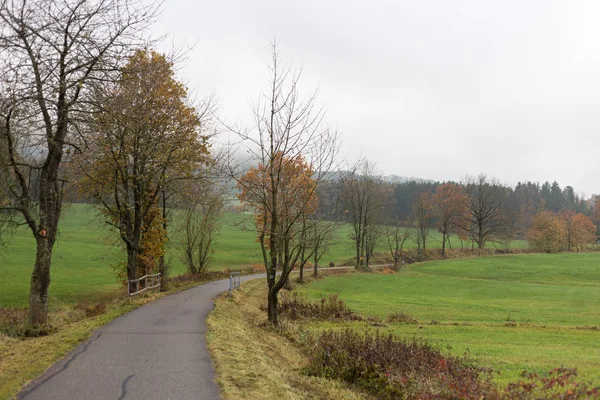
[
  {"xmin": 328, "ymin": 261, "xmax": 335, "ymax": 268},
  {"xmin": 504, "ymin": 368, "xmax": 600, "ymax": 399},
  {"xmin": 279, "ymin": 293, "xmax": 361, "ymax": 321},
  {"xmin": 386, "ymin": 312, "xmax": 418, "ymax": 324},
  {"xmin": 305, "ymin": 329, "xmax": 499, "ymax": 399},
  {"xmin": 74, "ymin": 301, "xmax": 107, "ymax": 317},
  {"xmin": 0, "ymin": 308, "xmax": 56, "ymax": 338}
]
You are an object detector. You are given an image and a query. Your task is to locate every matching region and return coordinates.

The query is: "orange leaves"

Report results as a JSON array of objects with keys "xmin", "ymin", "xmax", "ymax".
[
  {"xmin": 527, "ymin": 211, "xmax": 567, "ymax": 253},
  {"xmin": 432, "ymin": 183, "xmax": 468, "ymax": 230},
  {"xmin": 237, "ymin": 152, "xmax": 317, "ymax": 240},
  {"xmin": 527, "ymin": 210, "xmax": 596, "ymax": 252}
]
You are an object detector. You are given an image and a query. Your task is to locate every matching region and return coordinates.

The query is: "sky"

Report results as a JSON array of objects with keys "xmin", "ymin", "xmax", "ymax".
[{"xmin": 153, "ymin": 0, "xmax": 600, "ymax": 196}]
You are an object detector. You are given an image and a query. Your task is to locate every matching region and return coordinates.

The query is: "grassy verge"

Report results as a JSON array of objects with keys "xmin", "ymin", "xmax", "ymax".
[
  {"xmin": 300, "ymin": 253, "xmax": 600, "ymax": 384},
  {"xmin": 207, "ymin": 268, "xmax": 600, "ymax": 399},
  {"xmin": 0, "ymin": 271, "xmax": 251, "ymax": 400},
  {"xmin": 206, "ymin": 275, "xmax": 371, "ymax": 400}
]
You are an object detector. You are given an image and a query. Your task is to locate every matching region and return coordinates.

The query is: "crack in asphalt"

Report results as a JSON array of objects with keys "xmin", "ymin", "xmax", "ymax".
[
  {"xmin": 117, "ymin": 374, "xmax": 134, "ymax": 400},
  {"xmin": 19, "ymin": 333, "xmax": 103, "ymax": 399}
]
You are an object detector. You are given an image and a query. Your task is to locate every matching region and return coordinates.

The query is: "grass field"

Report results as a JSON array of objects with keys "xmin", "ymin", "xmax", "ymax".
[
  {"xmin": 300, "ymin": 253, "xmax": 600, "ymax": 384},
  {"xmin": 0, "ymin": 203, "xmax": 526, "ymax": 309}
]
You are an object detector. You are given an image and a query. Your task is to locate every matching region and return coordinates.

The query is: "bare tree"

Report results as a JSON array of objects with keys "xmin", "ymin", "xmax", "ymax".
[
  {"xmin": 463, "ymin": 174, "xmax": 512, "ymax": 253},
  {"xmin": 233, "ymin": 41, "xmax": 339, "ymax": 325},
  {"xmin": 412, "ymin": 192, "xmax": 433, "ymax": 260},
  {"xmin": 0, "ymin": 0, "xmax": 156, "ymax": 324},
  {"xmin": 311, "ymin": 219, "xmax": 335, "ymax": 277},
  {"xmin": 385, "ymin": 222, "xmax": 411, "ymax": 267},
  {"xmin": 178, "ymin": 175, "xmax": 226, "ymax": 275},
  {"xmin": 432, "ymin": 183, "xmax": 468, "ymax": 257},
  {"xmin": 343, "ymin": 160, "xmax": 388, "ymax": 269}
]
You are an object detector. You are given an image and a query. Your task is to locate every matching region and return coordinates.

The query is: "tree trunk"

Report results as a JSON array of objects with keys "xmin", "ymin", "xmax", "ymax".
[
  {"xmin": 441, "ymin": 230, "xmax": 446, "ymax": 257},
  {"xmin": 299, "ymin": 246, "xmax": 305, "ymax": 282},
  {"xmin": 159, "ymin": 192, "xmax": 168, "ymax": 290},
  {"xmin": 126, "ymin": 245, "xmax": 138, "ymax": 294},
  {"xmin": 313, "ymin": 253, "xmax": 318, "ymax": 277},
  {"xmin": 355, "ymin": 237, "xmax": 361, "ymax": 268},
  {"xmin": 29, "ymin": 153, "xmax": 62, "ymax": 325},
  {"xmin": 267, "ymin": 287, "xmax": 278, "ymax": 325},
  {"xmin": 29, "ymin": 237, "xmax": 53, "ymax": 325}
]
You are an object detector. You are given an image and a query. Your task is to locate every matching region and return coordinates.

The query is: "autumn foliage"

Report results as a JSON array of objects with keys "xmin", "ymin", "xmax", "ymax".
[
  {"xmin": 527, "ymin": 210, "xmax": 596, "ymax": 253},
  {"xmin": 432, "ymin": 183, "xmax": 468, "ymax": 256},
  {"xmin": 237, "ymin": 152, "xmax": 317, "ymax": 245}
]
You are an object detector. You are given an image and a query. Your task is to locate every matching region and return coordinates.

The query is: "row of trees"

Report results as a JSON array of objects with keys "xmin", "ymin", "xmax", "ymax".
[
  {"xmin": 339, "ymin": 169, "xmax": 598, "ymax": 268},
  {"xmin": 319, "ymin": 176, "xmax": 594, "ymax": 241}
]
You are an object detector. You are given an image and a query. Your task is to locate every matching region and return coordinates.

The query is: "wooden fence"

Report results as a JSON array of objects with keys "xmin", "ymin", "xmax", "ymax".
[{"xmin": 128, "ymin": 273, "xmax": 161, "ymax": 297}]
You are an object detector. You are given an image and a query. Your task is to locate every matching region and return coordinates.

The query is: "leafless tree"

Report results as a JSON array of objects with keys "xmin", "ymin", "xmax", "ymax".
[
  {"xmin": 0, "ymin": 0, "xmax": 157, "ymax": 324},
  {"xmin": 412, "ymin": 192, "xmax": 433, "ymax": 260},
  {"xmin": 343, "ymin": 160, "xmax": 388, "ymax": 269},
  {"xmin": 232, "ymin": 40, "xmax": 339, "ymax": 325},
  {"xmin": 311, "ymin": 219, "xmax": 335, "ymax": 277},
  {"xmin": 463, "ymin": 174, "xmax": 512, "ymax": 253},
  {"xmin": 385, "ymin": 222, "xmax": 411, "ymax": 267},
  {"xmin": 178, "ymin": 175, "xmax": 226, "ymax": 275}
]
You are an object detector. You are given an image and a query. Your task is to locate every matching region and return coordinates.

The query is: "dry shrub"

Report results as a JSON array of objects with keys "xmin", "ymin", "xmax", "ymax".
[
  {"xmin": 0, "ymin": 308, "xmax": 56, "ymax": 338},
  {"xmin": 279, "ymin": 293, "xmax": 361, "ymax": 322},
  {"xmin": 504, "ymin": 368, "xmax": 600, "ymax": 399},
  {"xmin": 251, "ymin": 263, "xmax": 266, "ymax": 273},
  {"xmin": 74, "ymin": 301, "xmax": 107, "ymax": 317},
  {"xmin": 386, "ymin": 312, "xmax": 418, "ymax": 324},
  {"xmin": 305, "ymin": 328, "xmax": 498, "ymax": 400}
]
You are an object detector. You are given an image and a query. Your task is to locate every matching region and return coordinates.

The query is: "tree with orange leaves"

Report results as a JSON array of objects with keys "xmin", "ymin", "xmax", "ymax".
[
  {"xmin": 233, "ymin": 41, "xmax": 339, "ymax": 325},
  {"xmin": 432, "ymin": 183, "xmax": 468, "ymax": 257},
  {"xmin": 526, "ymin": 211, "xmax": 567, "ymax": 253},
  {"xmin": 561, "ymin": 211, "xmax": 596, "ymax": 251},
  {"xmin": 238, "ymin": 153, "xmax": 318, "ymax": 260}
]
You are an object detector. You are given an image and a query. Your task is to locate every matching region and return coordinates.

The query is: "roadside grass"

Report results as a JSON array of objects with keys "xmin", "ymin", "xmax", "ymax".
[
  {"xmin": 300, "ymin": 253, "xmax": 600, "ymax": 385},
  {"xmin": 0, "ymin": 271, "xmax": 242, "ymax": 400},
  {"xmin": 206, "ymin": 277, "xmax": 371, "ymax": 400}
]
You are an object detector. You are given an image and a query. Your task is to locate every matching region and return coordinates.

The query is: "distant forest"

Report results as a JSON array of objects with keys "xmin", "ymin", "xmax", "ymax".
[{"xmin": 318, "ymin": 177, "xmax": 594, "ymax": 239}]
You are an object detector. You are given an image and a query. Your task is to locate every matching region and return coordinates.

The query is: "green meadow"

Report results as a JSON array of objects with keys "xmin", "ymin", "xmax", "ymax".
[
  {"xmin": 0, "ymin": 203, "xmax": 526, "ymax": 309},
  {"xmin": 300, "ymin": 253, "xmax": 600, "ymax": 384}
]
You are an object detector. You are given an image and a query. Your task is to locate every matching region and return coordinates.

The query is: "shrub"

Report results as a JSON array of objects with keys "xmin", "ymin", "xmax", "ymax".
[
  {"xmin": 386, "ymin": 312, "xmax": 418, "ymax": 324},
  {"xmin": 504, "ymin": 368, "xmax": 600, "ymax": 399},
  {"xmin": 328, "ymin": 261, "xmax": 335, "ymax": 268},
  {"xmin": 74, "ymin": 301, "xmax": 107, "ymax": 317},
  {"xmin": 0, "ymin": 308, "xmax": 56, "ymax": 338},
  {"xmin": 279, "ymin": 293, "xmax": 361, "ymax": 321},
  {"xmin": 305, "ymin": 329, "xmax": 499, "ymax": 399}
]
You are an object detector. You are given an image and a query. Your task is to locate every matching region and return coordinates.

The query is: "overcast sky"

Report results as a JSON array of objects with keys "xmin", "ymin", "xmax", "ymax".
[{"xmin": 153, "ymin": 0, "xmax": 600, "ymax": 196}]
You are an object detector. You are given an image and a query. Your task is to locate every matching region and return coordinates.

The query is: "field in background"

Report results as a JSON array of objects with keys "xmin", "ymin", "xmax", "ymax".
[
  {"xmin": 300, "ymin": 253, "xmax": 600, "ymax": 384},
  {"xmin": 0, "ymin": 203, "xmax": 527, "ymax": 308}
]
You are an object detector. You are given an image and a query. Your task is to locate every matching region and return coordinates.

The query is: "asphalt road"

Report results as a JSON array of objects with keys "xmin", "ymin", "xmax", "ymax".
[{"xmin": 18, "ymin": 273, "xmax": 264, "ymax": 400}]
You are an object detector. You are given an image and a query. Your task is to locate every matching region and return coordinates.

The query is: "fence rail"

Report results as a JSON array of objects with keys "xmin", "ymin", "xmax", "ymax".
[
  {"xmin": 229, "ymin": 271, "xmax": 241, "ymax": 297},
  {"xmin": 128, "ymin": 273, "xmax": 161, "ymax": 297}
]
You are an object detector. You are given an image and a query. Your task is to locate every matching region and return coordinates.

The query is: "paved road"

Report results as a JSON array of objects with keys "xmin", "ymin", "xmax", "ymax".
[{"xmin": 18, "ymin": 274, "xmax": 264, "ymax": 400}]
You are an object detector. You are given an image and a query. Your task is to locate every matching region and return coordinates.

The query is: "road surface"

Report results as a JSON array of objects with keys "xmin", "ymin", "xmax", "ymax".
[{"xmin": 18, "ymin": 274, "xmax": 264, "ymax": 400}]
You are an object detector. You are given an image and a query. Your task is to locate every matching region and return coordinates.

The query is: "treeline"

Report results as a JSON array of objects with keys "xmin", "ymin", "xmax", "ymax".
[
  {"xmin": 316, "ymin": 163, "xmax": 598, "ymax": 267},
  {"xmin": 319, "ymin": 174, "xmax": 593, "ymax": 238}
]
